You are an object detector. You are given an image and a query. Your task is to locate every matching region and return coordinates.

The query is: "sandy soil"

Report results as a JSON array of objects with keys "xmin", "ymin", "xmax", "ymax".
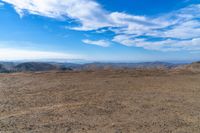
[{"xmin": 0, "ymin": 70, "xmax": 200, "ymax": 133}]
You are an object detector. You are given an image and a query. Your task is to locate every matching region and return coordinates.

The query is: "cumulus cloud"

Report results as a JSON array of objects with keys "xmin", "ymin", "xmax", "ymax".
[
  {"xmin": 83, "ymin": 39, "xmax": 110, "ymax": 47},
  {"xmin": 2, "ymin": 0, "xmax": 200, "ymax": 51}
]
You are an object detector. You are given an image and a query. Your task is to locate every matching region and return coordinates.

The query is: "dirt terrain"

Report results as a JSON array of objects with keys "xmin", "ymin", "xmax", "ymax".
[{"xmin": 0, "ymin": 70, "xmax": 200, "ymax": 133}]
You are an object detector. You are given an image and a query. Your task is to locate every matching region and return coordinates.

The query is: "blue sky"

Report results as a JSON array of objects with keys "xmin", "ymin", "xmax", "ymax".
[{"xmin": 0, "ymin": 0, "xmax": 200, "ymax": 62}]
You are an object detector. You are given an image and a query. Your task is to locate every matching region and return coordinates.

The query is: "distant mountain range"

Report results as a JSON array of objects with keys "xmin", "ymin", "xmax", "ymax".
[
  {"xmin": 0, "ymin": 62, "xmax": 72, "ymax": 73},
  {"xmin": 0, "ymin": 61, "xmax": 199, "ymax": 73},
  {"xmin": 76, "ymin": 62, "xmax": 179, "ymax": 70}
]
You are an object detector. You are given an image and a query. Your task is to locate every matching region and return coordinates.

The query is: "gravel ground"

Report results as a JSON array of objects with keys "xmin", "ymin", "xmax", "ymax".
[{"xmin": 0, "ymin": 70, "xmax": 200, "ymax": 133}]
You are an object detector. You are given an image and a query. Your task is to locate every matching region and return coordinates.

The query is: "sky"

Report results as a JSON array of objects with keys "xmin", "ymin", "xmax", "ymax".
[{"xmin": 0, "ymin": 0, "xmax": 200, "ymax": 62}]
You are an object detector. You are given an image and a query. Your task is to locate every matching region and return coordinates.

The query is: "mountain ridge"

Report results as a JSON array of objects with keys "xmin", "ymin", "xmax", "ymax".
[{"xmin": 0, "ymin": 61, "xmax": 198, "ymax": 73}]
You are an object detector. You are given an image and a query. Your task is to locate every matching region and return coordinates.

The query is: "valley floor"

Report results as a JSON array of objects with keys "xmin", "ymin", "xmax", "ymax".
[{"xmin": 0, "ymin": 70, "xmax": 200, "ymax": 133}]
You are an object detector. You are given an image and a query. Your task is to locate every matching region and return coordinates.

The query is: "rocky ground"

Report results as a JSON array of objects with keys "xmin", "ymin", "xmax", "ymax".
[{"xmin": 0, "ymin": 70, "xmax": 200, "ymax": 133}]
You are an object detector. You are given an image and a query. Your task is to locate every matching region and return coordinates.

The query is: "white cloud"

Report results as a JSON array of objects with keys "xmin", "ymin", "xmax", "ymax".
[
  {"xmin": 2, "ymin": 0, "xmax": 200, "ymax": 51},
  {"xmin": 82, "ymin": 39, "xmax": 110, "ymax": 47},
  {"xmin": 110, "ymin": 5, "xmax": 200, "ymax": 39},
  {"xmin": 162, "ymin": 20, "xmax": 200, "ymax": 39},
  {"xmin": 2, "ymin": 0, "xmax": 112, "ymax": 30},
  {"xmin": 110, "ymin": 4, "xmax": 200, "ymax": 51},
  {"xmin": 113, "ymin": 35, "xmax": 200, "ymax": 51},
  {"xmin": 0, "ymin": 48, "xmax": 83, "ymax": 61},
  {"xmin": 112, "ymin": 34, "xmax": 144, "ymax": 47}
]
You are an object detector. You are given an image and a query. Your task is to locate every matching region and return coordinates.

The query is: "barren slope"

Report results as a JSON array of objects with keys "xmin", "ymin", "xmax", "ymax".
[{"xmin": 0, "ymin": 70, "xmax": 200, "ymax": 133}]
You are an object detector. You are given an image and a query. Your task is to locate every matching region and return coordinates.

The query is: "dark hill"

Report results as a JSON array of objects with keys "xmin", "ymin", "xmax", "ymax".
[
  {"xmin": 14, "ymin": 62, "xmax": 59, "ymax": 72},
  {"xmin": 0, "ymin": 64, "xmax": 7, "ymax": 73}
]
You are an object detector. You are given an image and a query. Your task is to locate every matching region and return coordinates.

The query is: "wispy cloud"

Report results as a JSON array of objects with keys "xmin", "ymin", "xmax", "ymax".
[
  {"xmin": 2, "ymin": 0, "xmax": 200, "ymax": 51},
  {"xmin": 0, "ymin": 41, "xmax": 87, "ymax": 60},
  {"xmin": 0, "ymin": 2, "xmax": 5, "ymax": 7},
  {"xmin": 0, "ymin": 48, "xmax": 84, "ymax": 61},
  {"xmin": 2, "ymin": 0, "xmax": 112, "ymax": 29},
  {"xmin": 82, "ymin": 39, "xmax": 110, "ymax": 47},
  {"xmin": 113, "ymin": 35, "xmax": 200, "ymax": 51}
]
